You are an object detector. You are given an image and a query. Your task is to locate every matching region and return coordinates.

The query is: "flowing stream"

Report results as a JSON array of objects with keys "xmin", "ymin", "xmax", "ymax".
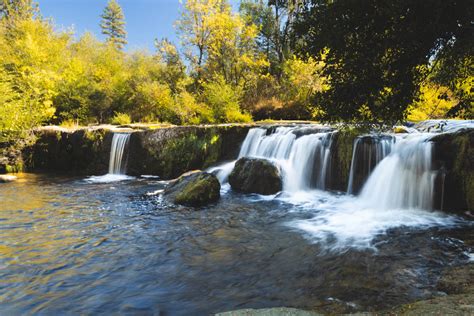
[{"xmin": 1, "ymin": 122, "xmax": 473, "ymax": 315}]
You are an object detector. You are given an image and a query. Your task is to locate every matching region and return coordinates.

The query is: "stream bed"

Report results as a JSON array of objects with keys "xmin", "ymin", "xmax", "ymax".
[{"xmin": 0, "ymin": 173, "xmax": 472, "ymax": 315}]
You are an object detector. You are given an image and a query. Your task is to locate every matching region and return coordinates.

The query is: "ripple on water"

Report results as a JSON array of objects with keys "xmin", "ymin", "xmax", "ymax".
[{"xmin": 0, "ymin": 173, "xmax": 472, "ymax": 315}]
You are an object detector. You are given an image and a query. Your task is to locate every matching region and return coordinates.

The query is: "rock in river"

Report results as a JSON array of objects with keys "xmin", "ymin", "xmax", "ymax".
[
  {"xmin": 229, "ymin": 157, "xmax": 282, "ymax": 195},
  {"xmin": 164, "ymin": 171, "xmax": 220, "ymax": 207}
]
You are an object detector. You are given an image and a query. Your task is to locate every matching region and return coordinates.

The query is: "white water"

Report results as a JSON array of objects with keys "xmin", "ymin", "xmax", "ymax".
[
  {"xmin": 208, "ymin": 125, "xmax": 467, "ymax": 250},
  {"xmin": 211, "ymin": 127, "xmax": 335, "ymax": 192},
  {"xmin": 286, "ymin": 132, "xmax": 462, "ymax": 250},
  {"xmin": 359, "ymin": 133, "xmax": 437, "ymax": 210},
  {"xmin": 86, "ymin": 133, "xmax": 134, "ymax": 183},
  {"xmin": 347, "ymin": 136, "xmax": 394, "ymax": 194}
]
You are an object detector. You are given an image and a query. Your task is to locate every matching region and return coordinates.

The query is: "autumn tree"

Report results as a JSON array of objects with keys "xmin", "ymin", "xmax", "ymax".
[{"xmin": 100, "ymin": 0, "xmax": 127, "ymax": 50}]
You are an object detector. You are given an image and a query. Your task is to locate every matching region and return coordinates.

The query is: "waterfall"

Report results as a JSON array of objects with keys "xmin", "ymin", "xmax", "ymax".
[
  {"xmin": 358, "ymin": 134, "xmax": 438, "ymax": 210},
  {"xmin": 109, "ymin": 133, "xmax": 131, "ymax": 175},
  {"xmin": 234, "ymin": 127, "xmax": 334, "ymax": 192},
  {"xmin": 347, "ymin": 135, "xmax": 394, "ymax": 194}
]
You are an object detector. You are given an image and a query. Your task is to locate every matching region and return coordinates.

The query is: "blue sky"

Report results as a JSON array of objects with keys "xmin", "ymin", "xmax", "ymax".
[{"xmin": 39, "ymin": 0, "xmax": 240, "ymax": 53}]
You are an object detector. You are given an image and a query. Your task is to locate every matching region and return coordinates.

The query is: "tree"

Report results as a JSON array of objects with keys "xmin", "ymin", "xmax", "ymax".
[
  {"xmin": 295, "ymin": 0, "xmax": 473, "ymax": 122},
  {"xmin": 100, "ymin": 0, "xmax": 127, "ymax": 50},
  {"xmin": 240, "ymin": 0, "xmax": 303, "ymax": 77},
  {"xmin": 0, "ymin": 0, "xmax": 38, "ymax": 21}
]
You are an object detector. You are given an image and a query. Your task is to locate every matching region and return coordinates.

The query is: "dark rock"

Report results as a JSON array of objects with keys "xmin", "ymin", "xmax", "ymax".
[
  {"xmin": 25, "ymin": 128, "xmax": 111, "ymax": 175},
  {"xmin": 229, "ymin": 157, "xmax": 282, "ymax": 195},
  {"xmin": 127, "ymin": 125, "xmax": 252, "ymax": 178},
  {"xmin": 164, "ymin": 171, "xmax": 220, "ymax": 207},
  {"xmin": 325, "ymin": 129, "xmax": 358, "ymax": 192},
  {"xmin": 431, "ymin": 128, "xmax": 474, "ymax": 213},
  {"xmin": 437, "ymin": 263, "xmax": 474, "ymax": 295}
]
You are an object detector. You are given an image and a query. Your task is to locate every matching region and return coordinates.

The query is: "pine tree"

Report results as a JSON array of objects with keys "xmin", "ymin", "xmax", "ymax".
[{"xmin": 100, "ymin": 0, "xmax": 127, "ymax": 50}]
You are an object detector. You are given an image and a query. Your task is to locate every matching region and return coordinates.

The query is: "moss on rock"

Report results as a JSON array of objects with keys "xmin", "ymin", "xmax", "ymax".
[
  {"xmin": 127, "ymin": 125, "xmax": 251, "ymax": 178},
  {"xmin": 164, "ymin": 171, "xmax": 221, "ymax": 206}
]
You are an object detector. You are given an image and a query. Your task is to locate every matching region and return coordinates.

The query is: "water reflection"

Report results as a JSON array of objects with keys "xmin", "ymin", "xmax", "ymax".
[{"xmin": 0, "ymin": 174, "xmax": 472, "ymax": 315}]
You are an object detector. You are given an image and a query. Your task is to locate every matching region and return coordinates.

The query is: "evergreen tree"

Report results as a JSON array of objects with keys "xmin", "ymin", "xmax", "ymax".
[{"xmin": 100, "ymin": 0, "xmax": 127, "ymax": 50}]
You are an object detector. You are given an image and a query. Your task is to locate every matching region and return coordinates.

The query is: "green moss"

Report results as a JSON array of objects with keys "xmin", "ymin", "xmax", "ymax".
[
  {"xmin": 157, "ymin": 130, "xmax": 222, "ymax": 178},
  {"xmin": 334, "ymin": 128, "xmax": 359, "ymax": 184},
  {"xmin": 175, "ymin": 173, "xmax": 220, "ymax": 206}
]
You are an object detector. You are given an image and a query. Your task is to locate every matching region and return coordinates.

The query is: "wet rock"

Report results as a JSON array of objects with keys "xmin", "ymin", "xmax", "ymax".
[
  {"xmin": 431, "ymin": 128, "xmax": 474, "ymax": 213},
  {"xmin": 164, "ymin": 171, "xmax": 220, "ymax": 207},
  {"xmin": 229, "ymin": 157, "xmax": 282, "ymax": 195},
  {"xmin": 127, "ymin": 125, "xmax": 252, "ymax": 178},
  {"xmin": 437, "ymin": 263, "xmax": 474, "ymax": 294},
  {"xmin": 392, "ymin": 263, "xmax": 474, "ymax": 315},
  {"xmin": 0, "ymin": 174, "xmax": 17, "ymax": 183},
  {"xmin": 216, "ymin": 307, "xmax": 323, "ymax": 316},
  {"xmin": 393, "ymin": 125, "xmax": 410, "ymax": 133}
]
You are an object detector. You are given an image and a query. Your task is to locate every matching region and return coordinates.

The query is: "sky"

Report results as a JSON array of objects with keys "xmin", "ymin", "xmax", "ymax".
[{"xmin": 39, "ymin": 0, "xmax": 240, "ymax": 53}]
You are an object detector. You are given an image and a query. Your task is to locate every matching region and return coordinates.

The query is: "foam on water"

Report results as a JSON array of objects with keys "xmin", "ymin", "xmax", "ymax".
[
  {"xmin": 211, "ymin": 123, "xmax": 471, "ymax": 250},
  {"xmin": 85, "ymin": 174, "xmax": 135, "ymax": 183},
  {"xmin": 283, "ymin": 191, "xmax": 460, "ymax": 251}
]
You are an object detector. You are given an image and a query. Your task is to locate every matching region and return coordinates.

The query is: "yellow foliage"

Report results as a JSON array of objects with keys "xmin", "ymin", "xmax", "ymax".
[{"xmin": 407, "ymin": 83, "xmax": 459, "ymax": 121}]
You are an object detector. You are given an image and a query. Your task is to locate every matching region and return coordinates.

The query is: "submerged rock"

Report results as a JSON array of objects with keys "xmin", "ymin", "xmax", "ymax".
[
  {"xmin": 229, "ymin": 157, "xmax": 282, "ymax": 195},
  {"xmin": 0, "ymin": 174, "xmax": 17, "ymax": 183},
  {"xmin": 216, "ymin": 307, "xmax": 323, "ymax": 316},
  {"xmin": 164, "ymin": 171, "xmax": 220, "ymax": 207}
]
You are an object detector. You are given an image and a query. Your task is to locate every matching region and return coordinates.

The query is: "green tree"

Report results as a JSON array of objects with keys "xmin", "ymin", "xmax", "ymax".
[
  {"xmin": 100, "ymin": 0, "xmax": 127, "ymax": 50},
  {"xmin": 295, "ymin": 0, "xmax": 473, "ymax": 122}
]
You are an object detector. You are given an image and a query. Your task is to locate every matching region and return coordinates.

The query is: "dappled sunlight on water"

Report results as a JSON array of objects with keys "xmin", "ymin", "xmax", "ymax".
[{"xmin": 0, "ymin": 174, "xmax": 472, "ymax": 315}]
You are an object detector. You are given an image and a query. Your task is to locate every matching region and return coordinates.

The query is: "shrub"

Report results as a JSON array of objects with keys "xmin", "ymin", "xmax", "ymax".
[{"xmin": 111, "ymin": 112, "xmax": 131, "ymax": 125}]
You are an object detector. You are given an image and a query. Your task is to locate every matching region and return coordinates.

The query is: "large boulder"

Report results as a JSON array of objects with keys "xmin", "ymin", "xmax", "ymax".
[
  {"xmin": 164, "ymin": 171, "xmax": 221, "ymax": 207},
  {"xmin": 229, "ymin": 157, "xmax": 282, "ymax": 195}
]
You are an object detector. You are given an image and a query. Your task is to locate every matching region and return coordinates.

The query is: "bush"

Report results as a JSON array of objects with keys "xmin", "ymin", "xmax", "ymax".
[
  {"xmin": 202, "ymin": 77, "xmax": 251, "ymax": 123},
  {"xmin": 111, "ymin": 112, "xmax": 131, "ymax": 125}
]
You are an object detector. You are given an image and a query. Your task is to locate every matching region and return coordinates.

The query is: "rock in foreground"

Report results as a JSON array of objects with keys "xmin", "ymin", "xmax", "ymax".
[
  {"xmin": 164, "ymin": 171, "xmax": 220, "ymax": 207},
  {"xmin": 229, "ymin": 157, "xmax": 282, "ymax": 195}
]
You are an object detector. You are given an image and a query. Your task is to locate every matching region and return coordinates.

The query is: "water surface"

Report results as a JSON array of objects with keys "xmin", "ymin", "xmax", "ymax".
[{"xmin": 0, "ymin": 173, "xmax": 472, "ymax": 315}]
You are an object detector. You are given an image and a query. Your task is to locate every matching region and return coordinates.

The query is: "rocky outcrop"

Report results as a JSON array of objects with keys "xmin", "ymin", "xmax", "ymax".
[
  {"xmin": 164, "ymin": 171, "xmax": 220, "ymax": 206},
  {"xmin": 229, "ymin": 157, "xmax": 282, "ymax": 195},
  {"xmin": 326, "ymin": 129, "xmax": 359, "ymax": 192},
  {"xmin": 127, "ymin": 125, "xmax": 252, "ymax": 178},
  {"xmin": 431, "ymin": 128, "xmax": 474, "ymax": 213},
  {"xmin": 393, "ymin": 263, "xmax": 474, "ymax": 315},
  {"xmin": 24, "ymin": 128, "xmax": 112, "ymax": 174},
  {"xmin": 13, "ymin": 124, "xmax": 251, "ymax": 177}
]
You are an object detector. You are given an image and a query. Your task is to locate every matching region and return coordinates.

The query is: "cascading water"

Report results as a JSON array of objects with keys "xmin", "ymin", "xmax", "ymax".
[
  {"xmin": 347, "ymin": 135, "xmax": 394, "ymax": 194},
  {"xmin": 214, "ymin": 126, "xmax": 335, "ymax": 192},
  {"xmin": 286, "ymin": 131, "xmax": 462, "ymax": 250},
  {"xmin": 358, "ymin": 134, "xmax": 438, "ymax": 210},
  {"xmin": 109, "ymin": 133, "xmax": 131, "ymax": 175},
  {"xmin": 85, "ymin": 132, "xmax": 133, "ymax": 183}
]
